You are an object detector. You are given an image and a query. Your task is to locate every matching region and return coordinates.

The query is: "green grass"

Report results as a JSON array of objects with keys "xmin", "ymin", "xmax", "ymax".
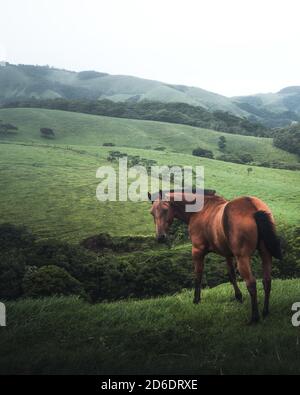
[
  {"xmin": 0, "ymin": 141, "xmax": 299, "ymax": 242},
  {"xmin": 0, "ymin": 108, "xmax": 299, "ymax": 376},
  {"xmin": 1, "ymin": 279, "xmax": 299, "ymax": 375},
  {"xmin": 0, "ymin": 108, "xmax": 299, "ymax": 242},
  {"xmin": 0, "ymin": 108, "xmax": 298, "ymax": 164}
]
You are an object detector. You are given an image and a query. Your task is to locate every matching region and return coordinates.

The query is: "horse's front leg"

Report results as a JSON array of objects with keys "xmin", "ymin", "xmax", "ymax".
[{"xmin": 192, "ymin": 247, "xmax": 205, "ymax": 304}]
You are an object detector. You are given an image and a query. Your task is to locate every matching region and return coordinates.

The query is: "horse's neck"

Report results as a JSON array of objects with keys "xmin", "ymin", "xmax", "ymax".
[{"xmin": 171, "ymin": 194, "xmax": 227, "ymax": 224}]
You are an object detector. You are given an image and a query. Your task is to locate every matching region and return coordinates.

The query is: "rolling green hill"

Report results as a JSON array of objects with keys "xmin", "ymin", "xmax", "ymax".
[
  {"xmin": 0, "ymin": 108, "xmax": 297, "ymax": 164},
  {"xmin": 3, "ymin": 99, "xmax": 269, "ymax": 137},
  {"xmin": 1, "ymin": 279, "xmax": 299, "ymax": 374},
  {"xmin": 0, "ymin": 63, "xmax": 247, "ymax": 116},
  {"xmin": 0, "ymin": 108, "xmax": 299, "ymax": 242}
]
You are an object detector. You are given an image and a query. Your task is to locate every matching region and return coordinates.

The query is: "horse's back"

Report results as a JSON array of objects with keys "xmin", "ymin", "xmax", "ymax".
[{"xmin": 227, "ymin": 196, "xmax": 271, "ymax": 213}]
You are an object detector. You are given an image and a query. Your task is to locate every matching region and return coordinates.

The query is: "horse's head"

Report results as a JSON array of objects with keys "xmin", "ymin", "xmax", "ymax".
[{"xmin": 148, "ymin": 190, "xmax": 174, "ymax": 243}]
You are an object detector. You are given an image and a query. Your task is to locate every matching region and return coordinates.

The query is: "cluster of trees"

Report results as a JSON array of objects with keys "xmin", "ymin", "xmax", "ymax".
[
  {"xmin": 216, "ymin": 153, "xmax": 254, "ymax": 164},
  {"xmin": 107, "ymin": 151, "xmax": 157, "ymax": 171},
  {"xmin": 192, "ymin": 136, "xmax": 254, "ymax": 165},
  {"xmin": 2, "ymin": 98, "xmax": 270, "ymax": 137},
  {"xmin": 273, "ymin": 124, "xmax": 300, "ymax": 157}
]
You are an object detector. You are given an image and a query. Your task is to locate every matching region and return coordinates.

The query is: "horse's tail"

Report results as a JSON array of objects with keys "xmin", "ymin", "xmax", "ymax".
[{"xmin": 254, "ymin": 211, "xmax": 282, "ymax": 259}]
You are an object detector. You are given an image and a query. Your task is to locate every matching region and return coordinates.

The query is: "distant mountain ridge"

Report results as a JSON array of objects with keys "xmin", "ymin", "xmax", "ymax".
[
  {"xmin": 0, "ymin": 63, "xmax": 247, "ymax": 117},
  {"xmin": 1, "ymin": 62, "xmax": 300, "ymax": 127},
  {"xmin": 233, "ymin": 86, "xmax": 300, "ymax": 127}
]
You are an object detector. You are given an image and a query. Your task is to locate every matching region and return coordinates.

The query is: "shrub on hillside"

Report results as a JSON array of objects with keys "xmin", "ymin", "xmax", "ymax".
[
  {"xmin": 103, "ymin": 142, "xmax": 115, "ymax": 147},
  {"xmin": 216, "ymin": 152, "xmax": 253, "ymax": 164},
  {"xmin": 216, "ymin": 154, "xmax": 243, "ymax": 164},
  {"xmin": 0, "ymin": 121, "xmax": 18, "ymax": 135},
  {"xmin": 23, "ymin": 265, "xmax": 83, "ymax": 298},
  {"xmin": 276, "ymin": 226, "xmax": 300, "ymax": 278},
  {"xmin": 40, "ymin": 127, "xmax": 55, "ymax": 139},
  {"xmin": 218, "ymin": 136, "xmax": 226, "ymax": 152},
  {"xmin": 192, "ymin": 147, "xmax": 214, "ymax": 159},
  {"xmin": 239, "ymin": 153, "xmax": 254, "ymax": 163}
]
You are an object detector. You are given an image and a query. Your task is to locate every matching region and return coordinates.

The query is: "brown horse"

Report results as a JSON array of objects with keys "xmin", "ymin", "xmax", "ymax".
[{"xmin": 148, "ymin": 190, "xmax": 282, "ymax": 324}]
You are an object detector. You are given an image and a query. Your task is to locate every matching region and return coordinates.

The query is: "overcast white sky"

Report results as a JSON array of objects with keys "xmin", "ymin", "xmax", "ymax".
[{"xmin": 1, "ymin": 0, "xmax": 300, "ymax": 96}]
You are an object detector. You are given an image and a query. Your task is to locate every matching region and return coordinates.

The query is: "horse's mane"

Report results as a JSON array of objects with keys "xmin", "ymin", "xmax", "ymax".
[{"xmin": 151, "ymin": 188, "xmax": 216, "ymax": 201}]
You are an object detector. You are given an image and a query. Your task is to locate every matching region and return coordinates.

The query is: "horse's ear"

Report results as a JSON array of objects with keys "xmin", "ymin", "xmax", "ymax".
[
  {"xmin": 159, "ymin": 189, "xmax": 163, "ymax": 199},
  {"xmin": 148, "ymin": 192, "xmax": 152, "ymax": 202}
]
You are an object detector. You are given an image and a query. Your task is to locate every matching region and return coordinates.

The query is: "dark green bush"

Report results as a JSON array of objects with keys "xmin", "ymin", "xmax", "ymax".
[
  {"xmin": 23, "ymin": 265, "xmax": 83, "ymax": 298},
  {"xmin": 0, "ymin": 252, "xmax": 26, "ymax": 299},
  {"xmin": 40, "ymin": 128, "xmax": 55, "ymax": 139},
  {"xmin": 239, "ymin": 153, "xmax": 254, "ymax": 163},
  {"xmin": 216, "ymin": 154, "xmax": 243, "ymax": 164},
  {"xmin": 192, "ymin": 147, "xmax": 214, "ymax": 159},
  {"xmin": 0, "ymin": 121, "xmax": 18, "ymax": 135},
  {"xmin": 103, "ymin": 142, "xmax": 115, "ymax": 147},
  {"xmin": 276, "ymin": 226, "xmax": 300, "ymax": 278}
]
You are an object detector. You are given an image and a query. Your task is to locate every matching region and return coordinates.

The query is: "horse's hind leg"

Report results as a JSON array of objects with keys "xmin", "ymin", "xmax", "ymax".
[
  {"xmin": 192, "ymin": 247, "xmax": 205, "ymax": 304},
  {"xmin": 226, "ymin": 257, "xmax": 243, "ymax": 303},
  {"xmin": 236, "ymin": 256, "xmax": 260, "ymax": 324},
  {"xmin": 258, "ymin": 242, "xmax": 272, "ymax": 318}
]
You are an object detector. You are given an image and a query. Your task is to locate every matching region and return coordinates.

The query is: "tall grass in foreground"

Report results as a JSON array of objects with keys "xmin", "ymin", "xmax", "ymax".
[{"xmin": 0, "ymin": 279, "xmax": 299, "ymax": 375}]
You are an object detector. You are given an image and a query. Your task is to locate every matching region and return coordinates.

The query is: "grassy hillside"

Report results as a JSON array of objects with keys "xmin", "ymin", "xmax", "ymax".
[
  {"xmin": 1, "ymin": 279, "xmax": 299, "ymax": 374},
  {"xmin": 3, "ymin": 99, "xmax": 270, "ymax": 137},
  {"xmin": 0, "ymin": 108, "xmax": 298, "ymax": 164},
  {"xmin": 0, "ymin": 143, "xmax": 299, "ymax": 242},
  {"xmin": 0, "ymin": 108, "xmax": 299, "ymax": 242},
  {"xmin": 0, "ymin": 63, "xmax": 247, "ymax": 116}
]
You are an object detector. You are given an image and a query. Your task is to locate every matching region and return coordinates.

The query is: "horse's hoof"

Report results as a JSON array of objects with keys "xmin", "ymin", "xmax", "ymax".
[{"xmin": 193, "ymin": 299, "xmax": 200, "ymax": 305}]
